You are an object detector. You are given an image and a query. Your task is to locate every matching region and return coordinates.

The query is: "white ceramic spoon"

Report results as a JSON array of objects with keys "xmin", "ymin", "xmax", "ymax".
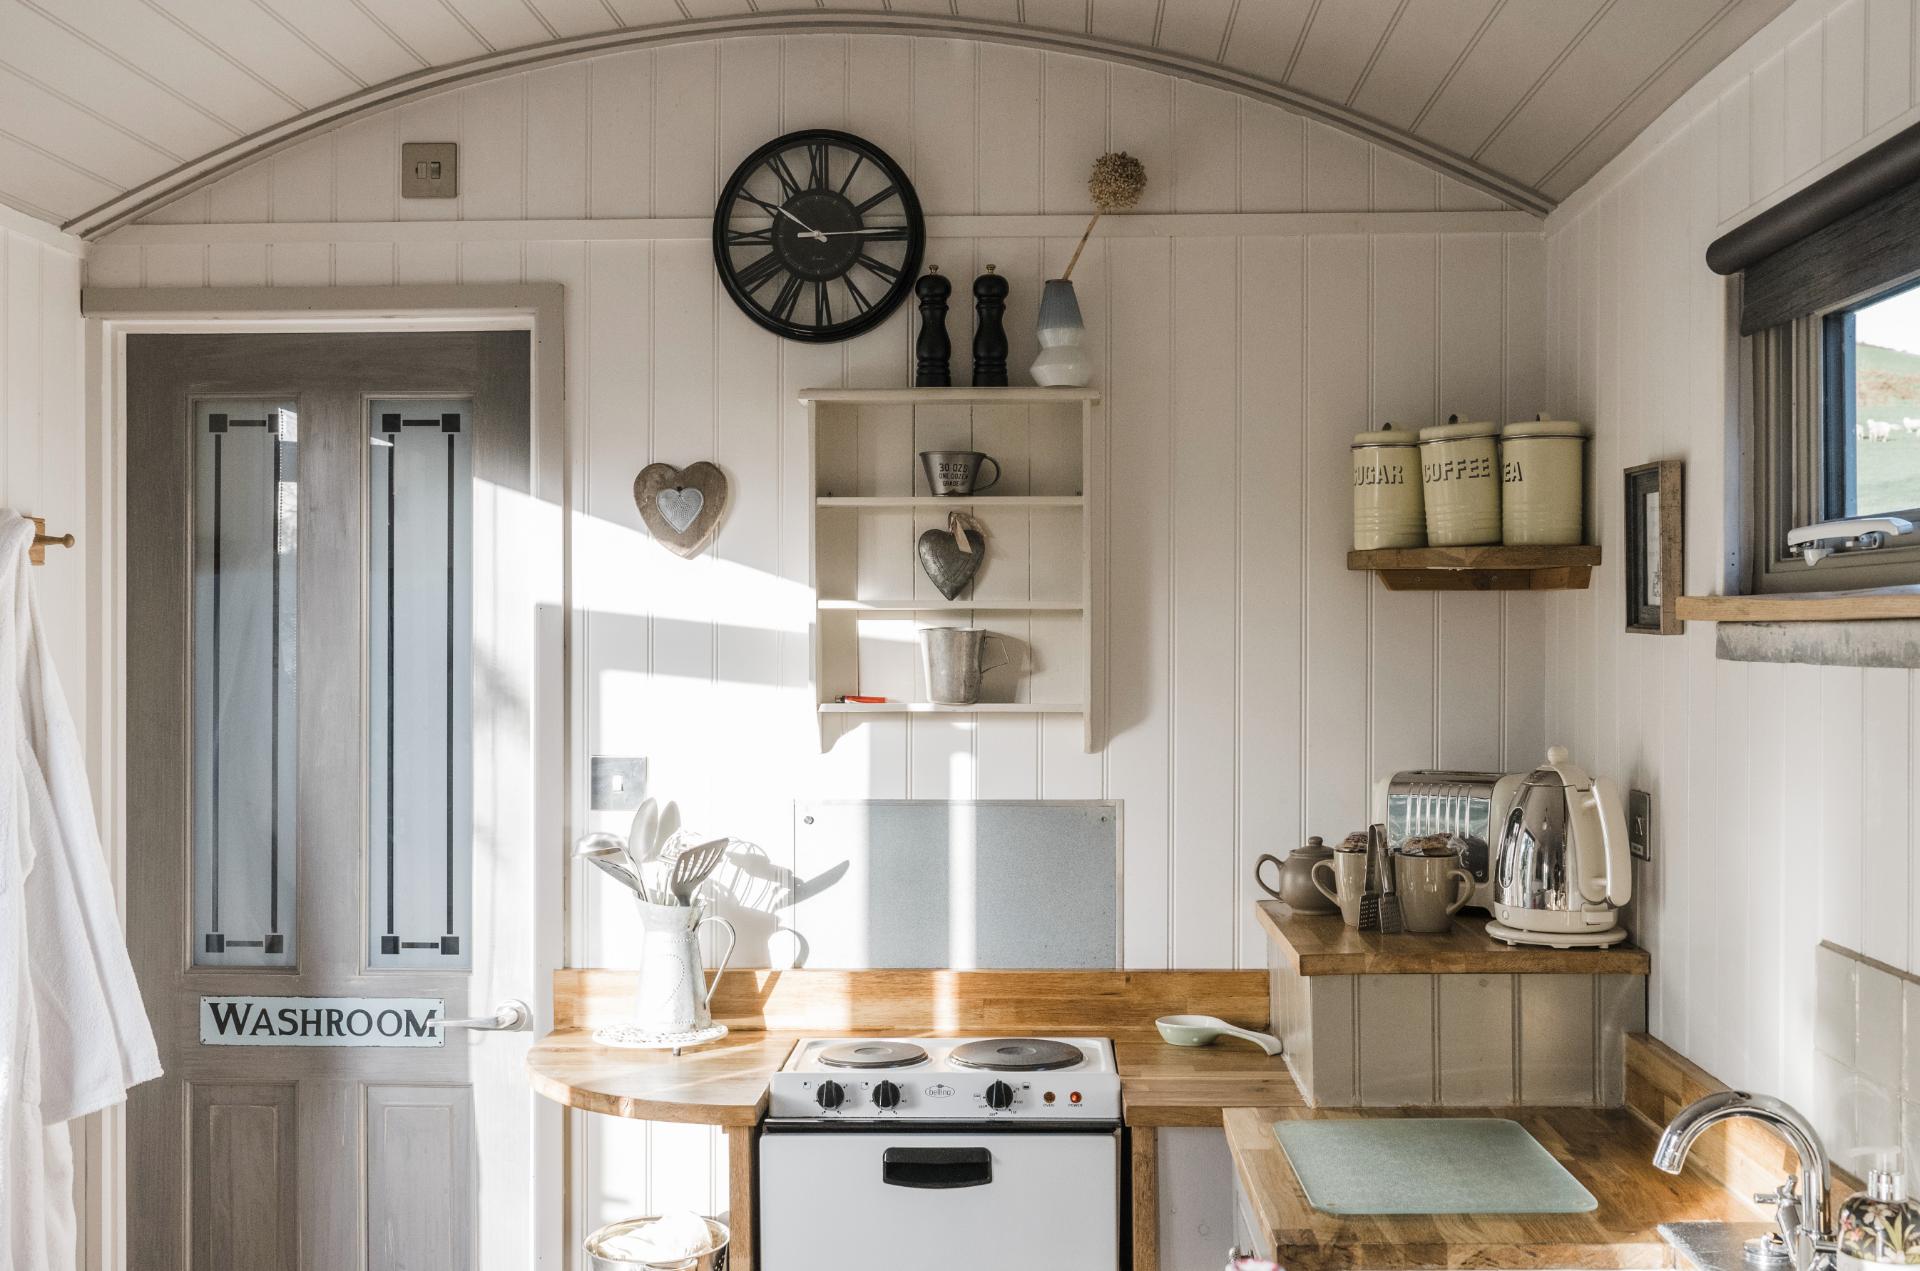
[{"xmin": 1154, "ymin": 1014, "xmax": 1283, "ymax": 1056}]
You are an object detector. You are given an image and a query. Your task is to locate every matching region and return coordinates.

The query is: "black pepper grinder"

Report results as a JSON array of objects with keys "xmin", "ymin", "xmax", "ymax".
[
  {"xmin": 915, "ymin": 268, "xmax": 952, "ymax": 387},
  {"xmin": 972, "ymin": 265, "xmax": 1009, "ymax": 387}
]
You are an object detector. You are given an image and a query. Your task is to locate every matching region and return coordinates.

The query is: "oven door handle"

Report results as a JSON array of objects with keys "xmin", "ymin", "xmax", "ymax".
[{"xmin": 881, "ymin": 1146, "xmax": 993, "ymax": 1190}]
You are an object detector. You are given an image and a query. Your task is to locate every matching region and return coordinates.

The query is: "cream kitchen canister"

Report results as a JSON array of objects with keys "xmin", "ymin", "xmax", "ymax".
[
  {"xmin": 1352, "ymin": 423, "xmax": 1425, "ymax": 549},
  {"xmin": 1419, "ymin": 415, "xmax": 1501, "ymax": 546},
  {"xmin": 1500, "ymin": 416, "xmax": 1587, "ymax": 545}
]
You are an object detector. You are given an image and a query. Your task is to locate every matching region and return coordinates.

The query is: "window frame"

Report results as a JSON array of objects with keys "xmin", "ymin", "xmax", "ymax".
[{"xmin": 1748, "ymin": 269, "xmax": 1920, "ymax": 592}]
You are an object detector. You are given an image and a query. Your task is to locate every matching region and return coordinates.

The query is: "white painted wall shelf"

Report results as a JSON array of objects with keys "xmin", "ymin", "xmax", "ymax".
[
  {"xmin": 816, "ymin": 495, "xmax": 1085, "ymax": 508},
  {"xmin": 818, "ymin": 599, "xmax": 1085, "ymax": 612},
  {"xmin": 803, "ymin": 387, "xmax": 1100, "ymax": 751}
]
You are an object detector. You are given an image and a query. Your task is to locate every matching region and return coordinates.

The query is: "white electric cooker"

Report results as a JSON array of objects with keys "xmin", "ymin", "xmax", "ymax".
[{"xmin": 760, "ymin": 1035, "xmax": 1123, "ymax": 1268}]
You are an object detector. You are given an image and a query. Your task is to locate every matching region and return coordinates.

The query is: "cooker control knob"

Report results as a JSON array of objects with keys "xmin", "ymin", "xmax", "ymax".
[
  {"xmin": 815, "ymin": 1080, "xmax": 846, "ymax": 1110},
  {"xmin": 871, "ymin": 1081, "xmax": 902, "ymax": 1110},
  {"xmin": 984, "ymin": 1081, "xmax": 1016, "ymax": 1110}
]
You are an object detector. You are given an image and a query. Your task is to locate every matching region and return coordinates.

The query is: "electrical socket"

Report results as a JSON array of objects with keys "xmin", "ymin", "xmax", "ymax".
[
  {"xmin": 1628, "ymin": 788, "xmax": 1653, "ymax": 861},
  {"xmin": 401, "ymin": 142, "xmax": 458, "ymax": 198},
  {"xmin": 590, "ymin": 757, "xmax": 647, "ymax": 811}
]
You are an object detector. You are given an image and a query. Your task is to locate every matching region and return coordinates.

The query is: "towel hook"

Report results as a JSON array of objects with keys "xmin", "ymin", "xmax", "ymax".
[{"xmin": 28, "ymin": 516, "xmax": 74, "ymax": 566}]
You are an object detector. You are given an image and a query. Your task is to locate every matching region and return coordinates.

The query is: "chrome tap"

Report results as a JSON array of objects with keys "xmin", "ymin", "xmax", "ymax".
[{"xmin": 1652, "ymin": 1090, "xmax": 1833, "ymax": 1271}]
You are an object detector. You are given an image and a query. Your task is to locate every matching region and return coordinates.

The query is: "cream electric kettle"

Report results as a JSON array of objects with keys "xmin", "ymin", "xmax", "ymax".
[{"xmin": 1488, "ymin": 746, "xmax": 1631, "ymax": 948}]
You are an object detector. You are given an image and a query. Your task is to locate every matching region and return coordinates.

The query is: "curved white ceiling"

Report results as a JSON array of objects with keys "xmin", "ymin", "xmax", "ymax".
[{"xmin": 0, "ymin": 0, "xmax": 1789, "ymax": 237}]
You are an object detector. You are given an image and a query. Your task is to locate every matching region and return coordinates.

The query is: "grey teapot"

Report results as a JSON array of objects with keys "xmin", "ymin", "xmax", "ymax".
[{"xmin": 1255, "ymin": 838, "xmax": 1339, "ymax": 914}]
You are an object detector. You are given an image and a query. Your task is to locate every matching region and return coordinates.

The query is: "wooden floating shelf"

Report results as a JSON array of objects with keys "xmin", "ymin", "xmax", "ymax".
[
  {"xmin": 799, "ymin": 386, "xmax": 1100, "ymax": 405},
  {"xmin": 818, "ymin": 598, "xmax": 1084, "ymax": 611},
  {"xmin": 1347, "ymin": 545, "xmax": 1601, "ymax": 592},
  {"xmin": 816, "ymin": 495, "xmax": 1085, "ymax": 508},
  {"xmin": 820, "ymin": 701, "xmax": 1084, "ymax": 714},
  {"xmin": 1676, "ymin": 586, "xmax": 1920, "ymax": 622}
]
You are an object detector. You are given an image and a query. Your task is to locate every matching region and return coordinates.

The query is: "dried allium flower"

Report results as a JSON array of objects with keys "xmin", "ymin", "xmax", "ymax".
[
  {"xmin": 1061, "ymin": 151, "xmax": 1149, "ymax": 280},
  {"xmin": 1087, "ymin": 151, "xmax": 1147, "ymax": 213}
]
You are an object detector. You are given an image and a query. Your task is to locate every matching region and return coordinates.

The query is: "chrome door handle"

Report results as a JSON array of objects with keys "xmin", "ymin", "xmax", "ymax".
[{"xmin": 434, "ymin": 999, "xmax": 531, "ymax": 1033}]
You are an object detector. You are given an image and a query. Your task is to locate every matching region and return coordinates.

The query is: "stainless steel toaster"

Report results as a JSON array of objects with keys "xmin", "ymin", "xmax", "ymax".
[{"xmin": 1372, "ymin": 769, "xmax": 1526, "ymax": 910}]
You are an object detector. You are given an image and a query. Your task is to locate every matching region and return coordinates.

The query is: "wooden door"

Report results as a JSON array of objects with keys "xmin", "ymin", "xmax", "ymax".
[{"xmin": 124, "ymin": 332, "xmax": 548, "ymax": 1271}]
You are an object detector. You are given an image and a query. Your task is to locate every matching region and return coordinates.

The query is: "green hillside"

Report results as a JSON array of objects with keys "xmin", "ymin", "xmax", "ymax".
[
  {"xmin": 1850, "ymin": 342, "xmax": 1920, "ymax": 515},
  {"xmin": 1857, "ymin": 341, "xmax": 1920, "ymax": 422}
]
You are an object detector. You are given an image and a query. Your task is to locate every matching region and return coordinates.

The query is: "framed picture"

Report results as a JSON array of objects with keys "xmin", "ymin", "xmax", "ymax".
[{"xmin": 1624, "ymin": 460, "xmax": 1683, "ymax": 634}]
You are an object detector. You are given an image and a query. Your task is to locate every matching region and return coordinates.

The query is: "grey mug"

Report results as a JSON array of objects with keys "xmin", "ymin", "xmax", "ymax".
[
  {"xmin": 1310, "ymin": 850, "xmax": 1369, "ymax": 928},
  {"xmin": 1392, "ymin": 854, "xmax": 1474, "ymax": 933},
  {"xmin": 920, "ymin": 450, "xmax": 1002, "ymax": 496}
]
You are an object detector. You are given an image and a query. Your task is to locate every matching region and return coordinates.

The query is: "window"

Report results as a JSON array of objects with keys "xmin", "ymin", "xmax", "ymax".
[
  {"xmin": 193, "ymin": 400, "xmax": 299, "ymax": 965},
  {"xmin": 366, "ymin": 398, "xmax": 473, "ymax": 969},
  {"xmin": 1751, "ymin": 275, "xmax": 1920, "ymax": 592}
]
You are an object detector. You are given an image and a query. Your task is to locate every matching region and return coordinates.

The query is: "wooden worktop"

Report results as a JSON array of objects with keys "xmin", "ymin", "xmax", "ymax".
[
  {"xmin": 530, "ymin": 967, "xmax": 1290, "ymax": 1128},
  {"xmin": 525, "ymin": 1029, "xmax": 798, "ymax": 1126},
  {"xmin": 1225, "ymin": 1104, "xmax": 1760, "ymax": 1269},
  {"xmin": 1259, "ymin": 903, "xmax": 1652, "ymax": 976},
  {"xmin": 525, "ymin": 1024, "xmax": 1301, "ymax": 1128}
]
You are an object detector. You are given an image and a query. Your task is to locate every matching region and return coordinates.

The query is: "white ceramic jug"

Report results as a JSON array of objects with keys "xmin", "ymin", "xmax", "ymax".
[{"xmin": 633, "ymin": 899, "xmax": 736, "ymax": 1034}]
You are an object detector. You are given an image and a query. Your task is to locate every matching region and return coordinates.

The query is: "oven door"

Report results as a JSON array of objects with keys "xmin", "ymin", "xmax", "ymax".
[{"xmin": 760, "ymin": 1127, "xmax": 1120, "ymax": 1269}]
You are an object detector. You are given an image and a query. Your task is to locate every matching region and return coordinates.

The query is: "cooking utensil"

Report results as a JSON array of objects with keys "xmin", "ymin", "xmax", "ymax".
[
  {"xmin": 637, "ymin": 859, "xmax": 674, "ymax": 906},
  {"xmin": 668, "ymin": 837, "xmax": 729, "ymax": 905},
  {"xmin": 1488, "ymin": 745, "xmax": 1630, "ymax": 947},
  {"xmin": 626, "ymin": 798, "xmax": 661, "ymax": 863},
  {"xmin": 576, "ymin": 833, "xmax": 645, "ymax": 895},
  {"xmin": 1154, "ymin": 1014, "xmax": 1283, "ymax": 1056},
  {"xmin": 1357, "ymin": 827, "xmax": 1382, "ymax": 931},
  {"xmin": 1374, "ymin": 823, "xmax": 1404, "ymax": 934}
]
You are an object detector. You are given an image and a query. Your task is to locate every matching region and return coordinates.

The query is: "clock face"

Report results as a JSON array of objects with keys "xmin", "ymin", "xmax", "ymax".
[{"xmin": 712, "ymin": 129, "xmax": 926, "ymax": 343}]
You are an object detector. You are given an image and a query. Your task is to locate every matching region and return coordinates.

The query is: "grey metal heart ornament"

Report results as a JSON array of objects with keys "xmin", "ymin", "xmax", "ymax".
[
  {"xmin": 656, "ymin": 486, "xmax": 704, "ymax": 533},
  {"xmin": 917, "ymin": 527, "xmax": 986, "ymax": 600},
  {"xmin": 635, "ymin": 461, "xmax": 728, "ymax": 558}
]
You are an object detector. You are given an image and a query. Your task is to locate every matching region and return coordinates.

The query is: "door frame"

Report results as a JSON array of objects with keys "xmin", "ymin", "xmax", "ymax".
[{"xmin": 79, "ymin": 284, "xmax": 568, "ymax": 1271}]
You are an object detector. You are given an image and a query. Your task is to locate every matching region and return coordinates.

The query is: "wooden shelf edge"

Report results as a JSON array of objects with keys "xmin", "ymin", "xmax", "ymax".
[
  {"xmin": 820, "ymin": 701, "xmax": 1085, "ymax": 714},
  {"xmin": 800, "ymin": 386, "xmax": 1101, "ymax": 405},
  {"xmin": 1676, "ymin": 587, "xmax": 1920, "ymax": 622},
  {"xmin": 1256, "ymin": 902, "xmax": 1650, "ymax": 976},
  {"xmin": 816, "ymin": 495, "xmax": 1086, "ymax": 508},
  {"xmin": 818, "ymin": 599, "xmax": 1085, "ymax": 610},
  {"xmin": 1348, "ymin": 545, "xmax": 1600, "ymax": 593}
]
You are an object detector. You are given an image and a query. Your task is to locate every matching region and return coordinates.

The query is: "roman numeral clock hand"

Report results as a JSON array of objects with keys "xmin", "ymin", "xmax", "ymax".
[
  {"xmin": 739, "ymin": 193, "xmax": 827, "ymax": 241},
  {"xmin": 714, "ymin": 129, "xmax": 924, "ymax": 342}
]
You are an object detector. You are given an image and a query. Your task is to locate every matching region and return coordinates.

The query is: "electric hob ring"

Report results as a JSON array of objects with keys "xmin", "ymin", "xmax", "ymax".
[
  {"xmin": 817, "ymin": 1040, "xmax": 930, "ymax": 1069},
  {"xmin": 948, "ymin": 1038, "xmax": 1086, "ymax": 1072}
]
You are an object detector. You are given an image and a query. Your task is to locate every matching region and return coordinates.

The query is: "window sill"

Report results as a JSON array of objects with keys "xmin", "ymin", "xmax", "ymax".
[{"xmin": 1675, "ymin": 587, "xmax": 1920, "ymax": 622}]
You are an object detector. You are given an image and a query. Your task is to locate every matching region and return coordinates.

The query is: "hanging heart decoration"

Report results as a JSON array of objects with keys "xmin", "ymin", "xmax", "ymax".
[
  {"xmin": 917, "ymin": 511, "xmax": 988, "ymax": 601},
  {"xmin": 635, "ymin": 461, "xmax": 729, "ymax": 558}
]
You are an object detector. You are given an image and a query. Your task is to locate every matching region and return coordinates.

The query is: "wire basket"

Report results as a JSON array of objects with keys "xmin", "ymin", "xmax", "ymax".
[{"xmin": 585, "ymin": 1216, "xmax": 729, "ymax": 1271}]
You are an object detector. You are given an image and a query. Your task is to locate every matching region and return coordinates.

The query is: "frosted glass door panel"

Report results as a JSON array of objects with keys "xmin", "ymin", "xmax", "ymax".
[
  {"xmin": 368, "ymin": 399, "xmax": 473, "ymax": 969},
  {"xmin": 193, "ymin": 399, "xmax": 298, "ymax": 967}
]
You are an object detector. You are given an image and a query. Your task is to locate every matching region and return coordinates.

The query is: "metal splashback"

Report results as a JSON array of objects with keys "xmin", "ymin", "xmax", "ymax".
[{"xmin": 793, "ymin": 800, "xmax": 1119, "ymax": 968}]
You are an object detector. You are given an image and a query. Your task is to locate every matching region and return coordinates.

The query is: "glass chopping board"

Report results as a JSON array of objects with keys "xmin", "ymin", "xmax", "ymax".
[{"xmin": 1272, "ymin": 1118, "xmax": 1599, "ymax": 1215}]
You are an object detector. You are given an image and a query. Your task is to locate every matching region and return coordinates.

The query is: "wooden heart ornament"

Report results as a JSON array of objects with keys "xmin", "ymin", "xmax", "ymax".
[{"xmin": 635, "ymin": 461, "xmax": 729, "ymax": 558}]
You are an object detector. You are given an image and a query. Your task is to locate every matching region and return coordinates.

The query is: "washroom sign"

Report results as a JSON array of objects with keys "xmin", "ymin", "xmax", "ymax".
[{"xmin": 200, "ymin": 996, "xmax": 445, "ymax": 1047}]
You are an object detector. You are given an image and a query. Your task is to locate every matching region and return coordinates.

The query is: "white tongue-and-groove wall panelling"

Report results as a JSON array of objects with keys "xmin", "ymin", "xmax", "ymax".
[
  {"xmin": 1543, "ymin": 0, "xmax": 1920, "ymax": 1171},
  {"xmin": 90, "ymin": 34, "xmax": 1549, "ymax": 1260}
]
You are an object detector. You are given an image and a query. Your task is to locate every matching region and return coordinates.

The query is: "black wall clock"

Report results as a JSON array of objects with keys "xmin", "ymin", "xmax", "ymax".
[{"xmin": 712, "ymin": 129, "xmax": 926, "ymax": 343}]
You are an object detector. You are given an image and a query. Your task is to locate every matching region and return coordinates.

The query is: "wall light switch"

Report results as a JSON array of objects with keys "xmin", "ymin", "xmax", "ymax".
[
  {"xmin": 401, "ymin": 142, "xmax": 458, "ymax": 198},
  {"xmin": 590, "ymin": 757, "xmax": 647, "ymax": 811},
  {"xmin": 1628, "ymin": 788, "xmax": 1653, "ymax": 861}
]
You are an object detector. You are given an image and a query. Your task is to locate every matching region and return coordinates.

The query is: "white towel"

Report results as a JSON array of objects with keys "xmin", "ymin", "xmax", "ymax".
[{"xmin": 1, "ymin": 512, "xmax": 161, "ymax": 1271}]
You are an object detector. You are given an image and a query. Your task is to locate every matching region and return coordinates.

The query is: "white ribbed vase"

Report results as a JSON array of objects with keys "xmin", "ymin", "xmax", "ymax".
[{"xmin": 1030, "ymin": 279, "xmax": 1093, "ymax": 387}]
